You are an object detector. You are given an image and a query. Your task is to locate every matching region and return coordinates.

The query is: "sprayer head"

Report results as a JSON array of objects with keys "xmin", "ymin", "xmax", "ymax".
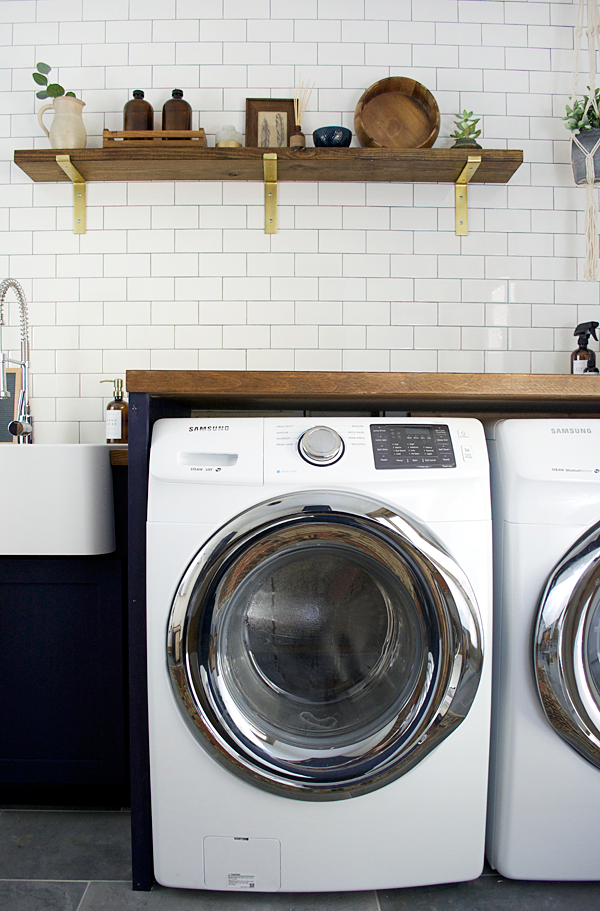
[{"xmin": 574, "ymin": 320, "xmax": 599, "ymax": 344}]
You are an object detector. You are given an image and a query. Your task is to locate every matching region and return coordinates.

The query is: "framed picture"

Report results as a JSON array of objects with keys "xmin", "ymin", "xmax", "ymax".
[
  {"xmin": 0, "ymin": 368, "xmax": 22, "ymax": 444},
  {"xmin": 245, "ymin": 98, "xmax": 295, "ymax": 148}
]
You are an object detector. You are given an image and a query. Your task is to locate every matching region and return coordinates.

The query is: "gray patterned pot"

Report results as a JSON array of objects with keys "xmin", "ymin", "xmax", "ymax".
[{"xmin": 571, "ymin": 128, "xmax": 600, "ymax": 185}]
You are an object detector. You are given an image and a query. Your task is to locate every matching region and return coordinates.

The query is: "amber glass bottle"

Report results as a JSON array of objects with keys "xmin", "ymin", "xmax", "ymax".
[
  {"xmin": 123, "ymin": 90, "xmax": 154, "ymax": 130},
  {"xmin": 162, "ymin": 89, "xmax": 192, "ymax": 130},
  {"xmin": 101, "ymin": 378, "xmax": 128, "ymax": 444},
  {"xmin": 571, "ymin": 321, "xmax": 600, "ymax": 374}
]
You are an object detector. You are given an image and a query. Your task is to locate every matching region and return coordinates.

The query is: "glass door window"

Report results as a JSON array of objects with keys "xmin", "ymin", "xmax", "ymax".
[
  {"xmin": 535, "ymin": 522, "xmax": 600, "ymax": 769},
  {"xmin": 168, "ymin": 491, "xmax": 484, "ymax": 799}
]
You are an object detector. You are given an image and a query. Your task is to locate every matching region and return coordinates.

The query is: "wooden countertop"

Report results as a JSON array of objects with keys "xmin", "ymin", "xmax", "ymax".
[
  {"xmin": 110, "ymin": 448, "xmax": 128, "ymax": 466},
  {"xmin": 126, "ymin": 370, "xmax": 600, "ymax": 415}
]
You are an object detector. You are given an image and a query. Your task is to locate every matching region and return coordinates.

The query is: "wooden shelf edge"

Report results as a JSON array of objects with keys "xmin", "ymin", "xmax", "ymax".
[
  {"xmin": 125, "ymin": 371, "xmax": 600, "ymax": 414},
  {"xmin": 14, "ymin": 147, "xmax": 523, "ymax": 184}
]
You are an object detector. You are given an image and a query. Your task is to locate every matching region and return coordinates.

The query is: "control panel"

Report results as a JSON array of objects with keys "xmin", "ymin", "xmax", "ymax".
[{"xmin": 370, "ymin": 424, "xmax": 456, "ymax": 470}]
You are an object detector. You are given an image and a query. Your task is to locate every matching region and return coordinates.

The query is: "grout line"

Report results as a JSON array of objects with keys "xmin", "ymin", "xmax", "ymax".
[
  {"xmin": 374, "ymin": 888, "xmax": 382, "ymax": 911},
  {"xmin": 75, "ymin": 881, "xmax": 91, "ymax": 911},
  {"xmin": 0, "ymin": 807, "xmax": 131, "ymax": 814},
  {"xmin": 0, "ymin": 879, "xmax": 130, "ymax": 884}
]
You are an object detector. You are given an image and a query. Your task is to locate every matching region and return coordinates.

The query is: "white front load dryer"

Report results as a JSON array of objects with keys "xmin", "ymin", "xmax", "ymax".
[
  {"xmin": 146, "ymin": 417, "xmax": 492, "ymax": 892},
  {"xmin": 486, "ymin": 419, "xmax": 600, "ymax": 881}
]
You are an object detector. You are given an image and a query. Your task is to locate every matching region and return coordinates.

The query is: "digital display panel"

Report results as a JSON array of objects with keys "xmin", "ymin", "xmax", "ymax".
[{"xmin": 370, "ymin": 424, "xmax": 456, "ymax": 470}]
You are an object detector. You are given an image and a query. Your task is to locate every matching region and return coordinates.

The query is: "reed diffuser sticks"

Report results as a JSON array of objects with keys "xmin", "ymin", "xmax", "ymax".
[
  {"xmin": 290, "ymin": 75, "xmax": 315, "ymax": 149},
  {"xmin": 293, "ymin": 75, "xmax": 315, "ymax": 129}
]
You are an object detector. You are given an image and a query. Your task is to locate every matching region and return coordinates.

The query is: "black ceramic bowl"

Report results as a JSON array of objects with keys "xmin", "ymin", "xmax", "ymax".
[{"xmin": 312, "ymin": 126, "xmax": 352, "ymax": 147}]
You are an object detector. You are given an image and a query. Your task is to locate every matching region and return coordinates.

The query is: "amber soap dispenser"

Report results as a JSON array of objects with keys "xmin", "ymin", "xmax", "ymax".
[{"xmin": 101, "ymin": 378, "xmax": 128, "ymax": 443}]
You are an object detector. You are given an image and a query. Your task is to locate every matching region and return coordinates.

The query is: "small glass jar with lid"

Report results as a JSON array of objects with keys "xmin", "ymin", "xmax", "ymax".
[{"xmin": 215, "ymin": 124, "xmax": 242, "ymax": 148}]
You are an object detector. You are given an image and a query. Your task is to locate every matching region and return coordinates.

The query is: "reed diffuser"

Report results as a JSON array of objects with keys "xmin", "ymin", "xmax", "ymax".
[{"xmin": 291, "ymin": 75, "xmax": 315, "ymax": 149}]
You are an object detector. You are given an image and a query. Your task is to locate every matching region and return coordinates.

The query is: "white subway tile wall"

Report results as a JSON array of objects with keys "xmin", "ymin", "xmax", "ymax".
[{"xmin": 1, "ymin": 0, "xmax": 596, "ymax": 440}]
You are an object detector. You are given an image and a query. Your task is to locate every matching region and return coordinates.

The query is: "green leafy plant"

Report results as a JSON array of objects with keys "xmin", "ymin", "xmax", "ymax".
[
  {"xmin": 32, "ymin": 62, "xmax": 76, "ymax": 100},
  {"xmin": 564, "ymin": 87, "xmax": 600, "ymax": 134},
  {"xmin": 450, "ymin": 110, "xmax": 481, "ymax": 142}
]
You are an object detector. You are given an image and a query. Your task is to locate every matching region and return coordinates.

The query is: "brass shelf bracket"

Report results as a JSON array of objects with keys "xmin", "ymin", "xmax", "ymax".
[
  {"xmin": 263, "ymin": 153, "xmax": 277, "ymax": 234},
  {"xmin": 56, "ymin": 154, "xmax": 86, "ymax": 234},
  {"xmin": 455, "ymin": 155, "xmax": 481, "ymax": 236}
]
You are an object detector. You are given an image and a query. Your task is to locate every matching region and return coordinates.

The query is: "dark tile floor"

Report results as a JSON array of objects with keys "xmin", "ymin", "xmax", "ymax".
[{"xmin": 1, "ymin": 808, "xmax": 599, "ymax": 911}]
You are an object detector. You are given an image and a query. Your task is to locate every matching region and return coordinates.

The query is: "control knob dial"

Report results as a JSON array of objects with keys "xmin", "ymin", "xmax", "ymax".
[{"xmin": 298, "ymin": 425, "xmax": 344, "ymax": 466}]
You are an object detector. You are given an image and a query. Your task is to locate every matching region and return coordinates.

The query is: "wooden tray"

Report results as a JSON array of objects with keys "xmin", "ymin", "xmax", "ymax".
[
  {"xmin": 103, "ymin": 129, "xmax": 207, "ymax": 148},
  {"xmin": 354, "ymin": 78, "xmax": 440, "ymax": 149}
]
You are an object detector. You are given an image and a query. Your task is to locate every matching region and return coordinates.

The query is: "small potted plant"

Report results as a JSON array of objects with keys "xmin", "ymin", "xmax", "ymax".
[
  {"xmin": 32, "ymin": 62, "xmax": 86, "ymax": 149},
  {"xmin": 450, "ymin": 110, "xmax": 482, "ymax": 149},
  {"xmin": 564, "ymin": 87, "xmax": 600, "ymax": 185}
]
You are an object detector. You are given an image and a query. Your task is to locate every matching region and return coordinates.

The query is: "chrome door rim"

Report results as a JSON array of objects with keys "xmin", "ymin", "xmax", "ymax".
[
  {"xmin": 167, "ymin": 490, "xmax": 484, "ymax": 800},
  {"xmin": 534, "ymin": 522, "xmax": 600, "ymax": 769}
]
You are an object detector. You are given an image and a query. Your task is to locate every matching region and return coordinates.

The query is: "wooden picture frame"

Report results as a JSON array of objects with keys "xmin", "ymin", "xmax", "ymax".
[
  {"xmin": 245, "ymin": 98, "xmax": 295, "ymax": 148},
  {"xmin": 0, "ymin": 368, "xmax": 22, "ymax": 444}
]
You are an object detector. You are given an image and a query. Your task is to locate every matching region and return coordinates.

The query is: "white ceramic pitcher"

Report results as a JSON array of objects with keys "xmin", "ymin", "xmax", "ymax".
[{"xmin": 37, "ymin": 95, "xmax": 86, "ymax": 149}]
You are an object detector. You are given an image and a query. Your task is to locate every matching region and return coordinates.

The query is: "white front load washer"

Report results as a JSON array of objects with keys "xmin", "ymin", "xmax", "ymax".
[
  {"xmin": 486, "ymin": 419, "xmax": 600, "ymax": 881},
  {"xmin": 146, "ymin": 416, "xmax": 492, "ymax": 892}
]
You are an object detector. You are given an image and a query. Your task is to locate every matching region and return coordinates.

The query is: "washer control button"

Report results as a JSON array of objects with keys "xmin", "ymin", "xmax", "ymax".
[
  {"xmin": 298, "ymin": 426, "xmax": 344, "ymax": 466},
  {"xmin": 462, "ymin": 445, "xmax": 474, "ymax": 461}
]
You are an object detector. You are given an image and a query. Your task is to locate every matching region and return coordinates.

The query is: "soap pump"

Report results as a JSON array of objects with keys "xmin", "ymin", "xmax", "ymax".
[
  {"xmin": 100, "ymin": 378, "xmax": 128, "ymax": 443},
  {"xmin": 571, "ymin": 321, "xmax": 600, "ymax": 374}
]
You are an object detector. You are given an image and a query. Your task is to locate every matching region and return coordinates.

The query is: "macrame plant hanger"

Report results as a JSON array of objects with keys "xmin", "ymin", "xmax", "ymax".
[{"xmin": 572, "ymin": 0, "xmax": 600, "ymax": 280}]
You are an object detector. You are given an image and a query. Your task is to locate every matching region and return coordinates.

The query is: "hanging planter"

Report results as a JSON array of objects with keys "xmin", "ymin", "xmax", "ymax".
[
  {"xmin": 565, "ymin": 0, "xmax": 600, "ymax": 281},
  {"xmin": 565, "ymin": 88, "xmax": 600, "ymax": 184},
  {"xmin": 569, "ymin": 125, "xmax": 600, "ymax": 282},
  {"xmin": 564, "ymin": 90, "xmax": 600, "ymax": 280}
]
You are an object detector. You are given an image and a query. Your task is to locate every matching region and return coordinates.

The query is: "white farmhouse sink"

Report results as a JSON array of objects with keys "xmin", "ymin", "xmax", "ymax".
[{"xmin": 0, "ymin": 444, "xmax": 115, "ymax": 555}]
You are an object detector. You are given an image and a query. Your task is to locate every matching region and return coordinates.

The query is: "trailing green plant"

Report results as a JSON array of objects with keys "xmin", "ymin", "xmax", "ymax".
[
  {"xmin": 450, "ymin": 110, "xmax": 481, "ymax": 142},
  {"xmin": 32, "ymin": 62, "xmax": 76, "ymax": 100},
  {"xmin": 564, "ymin": 87, "xmax": 600, "ymax": 133}
]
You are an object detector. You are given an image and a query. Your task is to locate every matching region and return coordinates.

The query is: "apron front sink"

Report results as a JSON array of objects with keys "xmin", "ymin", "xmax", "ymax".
[{"xmin": 0, "ymin": 444, "xmax": 115, "ymax": 555}]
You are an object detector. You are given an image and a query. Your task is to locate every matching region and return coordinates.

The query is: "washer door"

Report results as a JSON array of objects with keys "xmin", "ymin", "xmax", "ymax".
[
  {"xmin": 167, "ymin": 491, "xmax": 484, "ymax": 800},
  {"xmin": 535, "ymin": 522, "xmax": 600, "ymax": 769}
]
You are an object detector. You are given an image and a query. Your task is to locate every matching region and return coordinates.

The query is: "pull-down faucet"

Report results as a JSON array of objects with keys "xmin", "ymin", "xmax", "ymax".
[{"xmin": 0, "ymin": 279, "xmax": 32, "ymax": 443}]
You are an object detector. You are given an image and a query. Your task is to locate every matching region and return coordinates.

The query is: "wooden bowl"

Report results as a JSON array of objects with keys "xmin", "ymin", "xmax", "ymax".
[{"xmin": 354, "ymin": 77, "xmax": 440, "ymax": 149}]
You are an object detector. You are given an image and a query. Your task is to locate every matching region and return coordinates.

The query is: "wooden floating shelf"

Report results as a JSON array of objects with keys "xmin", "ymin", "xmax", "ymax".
[{"xmin": 14, "ymin": 146, "xmax": 523, "ymax": 184}]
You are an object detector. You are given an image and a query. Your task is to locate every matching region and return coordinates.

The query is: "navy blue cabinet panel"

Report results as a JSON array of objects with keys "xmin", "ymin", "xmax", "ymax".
[{"xmin": 0, "ymin": 556, "xmax": 128, "ymax": 806}]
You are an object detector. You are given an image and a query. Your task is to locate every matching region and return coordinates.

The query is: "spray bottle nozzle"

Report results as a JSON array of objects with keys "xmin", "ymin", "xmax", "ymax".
[{"xmin": 574, "ymin": 321, "xmax": 599, "ymax": 343}]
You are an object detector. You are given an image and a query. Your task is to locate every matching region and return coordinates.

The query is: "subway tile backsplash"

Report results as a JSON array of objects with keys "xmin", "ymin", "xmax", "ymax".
[{"xmin": 1, "ymin": 0, "xmax": 596, "ymax": 441}]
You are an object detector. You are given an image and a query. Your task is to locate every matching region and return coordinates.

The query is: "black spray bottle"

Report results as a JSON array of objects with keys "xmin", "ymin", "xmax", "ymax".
[{"xmin": 571, "ymin": 321, "xmax": 600, "ymax": 374}]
